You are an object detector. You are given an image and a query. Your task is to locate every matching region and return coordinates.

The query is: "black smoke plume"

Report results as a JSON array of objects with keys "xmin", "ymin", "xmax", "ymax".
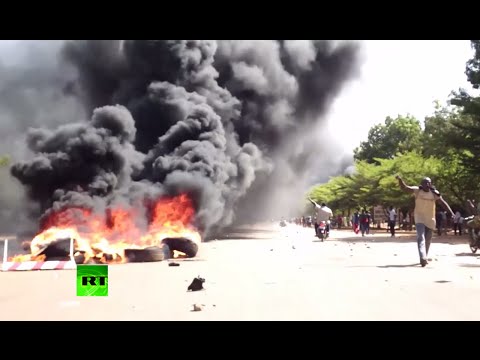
[{"xmin": 7, "ymin": 40, "xmax": 361, "ymax": 236}]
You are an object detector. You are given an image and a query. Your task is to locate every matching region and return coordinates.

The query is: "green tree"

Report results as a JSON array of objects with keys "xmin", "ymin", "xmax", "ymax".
[
  {"xmin": 354, "ymin": 115, "xmax": 423, "ymax": 164},
  {"xmin": 308, "ymin": 175, "xmax": 357, "ymax": 212},
  {"xmin": 465, "ymin": 40, "xmax": 480, "ymax": 89},
  {"xmin": 423, "ymin": 101, "xmax": 463, "ymax": 158},
  {"xmin": 307, "ymin": 152, "xmax": 448, "ymax": 214},
  {"xmin": 449, "ymin": 40, "xmax": 480, "ymax": 175}
]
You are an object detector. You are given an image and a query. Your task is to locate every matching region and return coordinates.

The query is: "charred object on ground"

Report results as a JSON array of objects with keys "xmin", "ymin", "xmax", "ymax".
[
  {"xmin": 188, "ymin": 276, "xmax": 205, "ymax": 291},
  {"xmin": 124, "ymin": 237, "xmax": 198, "ymax": 263},
  {"xmin": 32, "ymin": 237, "xmax": 73, "ymax": 261}
]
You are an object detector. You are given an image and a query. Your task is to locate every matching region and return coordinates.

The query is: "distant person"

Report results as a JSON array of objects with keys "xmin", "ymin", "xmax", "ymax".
[
  {"xmin": 385, "ymin": 206, "xmax": 396, "ymax": 237},
  {"xmin": 352, "ymin": 210, "xmax": 360, "ymax": 234},
  {"xmin": 337, "ymin": 214, "xmax": 343, "ymax": 229},
  {"xmin": 359, "ymin": 209, "xmax": 369, "ymax": 236},
  {"xmin": 441, "ymin": 210, "xmax": 448, "ymax": 233},
  {"xmin": 435, "ymin": 210, "xmax": 443, "ymax": 236},
  {"xmin": 396, "ymin": 175, "xmax": 454, "ymax": 267},
  {"xmin": 308, "ymin": 198, "xmax": 333, "ymax": 237},
  {"xmin": 453, "ymin": 210, "xmax": 463, "ymax": 235},
  {"xmin": 365, "ymin": 210, "xmax": 372, "ymax": 234}
]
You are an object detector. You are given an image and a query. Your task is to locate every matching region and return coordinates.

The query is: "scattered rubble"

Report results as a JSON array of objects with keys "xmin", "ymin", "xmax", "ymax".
[
  {"xmin": 192, "ymin": 304, "xmax": 205, "ymax": 312},
  {"xmin": 188, "ymin": 276, "xmax": 205, "ymax": 291}
]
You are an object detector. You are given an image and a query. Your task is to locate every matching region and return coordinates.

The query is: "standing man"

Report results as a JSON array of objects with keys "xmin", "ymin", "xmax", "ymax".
[
  {"xmin": 308, "ymin": 198, "xmax": 333, "ymax": 237},
  {"xmin": 435, "ymin": 210, "xmax": 443, "ymax": 235},
  {"xmin": 359, "ymin": 209, "xmax": 369, "ymax": 236},
  {"xmin": 453, "ymin": 210, "xmax": 463, "ymax": 235},
  {"xmin": 396, "ymin": 176, "xmax": 455, "ymax": 267},
  {"xmin": 365, "ymin": 209, "xmax": 372, "ymax": 234},
  {"xmin": 385, "ymin": 206, "xmax": 397, "ymax": 237},
  {"xmin": 352, "ymin": 210, "xmax": 360, "ymax": 234}
]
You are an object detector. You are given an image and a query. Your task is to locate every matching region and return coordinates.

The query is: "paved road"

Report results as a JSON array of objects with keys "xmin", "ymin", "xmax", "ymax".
[{"xmin": 0, "ymin": 224, "xmax": 479, "ymax": 320}]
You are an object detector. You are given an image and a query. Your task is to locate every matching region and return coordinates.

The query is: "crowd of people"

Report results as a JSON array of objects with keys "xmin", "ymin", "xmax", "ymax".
[{"xmin": 287, "ymin": 175, "xmax": 478, "ymax": 268}]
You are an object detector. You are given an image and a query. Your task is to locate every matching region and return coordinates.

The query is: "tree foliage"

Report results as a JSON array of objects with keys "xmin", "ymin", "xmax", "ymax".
[
  {"xmin": 353, "ymin": 115, "xmax": 423, "ymax": 164},
  {"xmin": 448, "ymin": 40, "xmax": 480, "ymax": 175},
  {"xmin": 465, "ymin": 40, "xmax": 480, "ymax": 89},
  {"xmin": 308, "ymin": 152, "xmax": 450, "ymax": 213}
]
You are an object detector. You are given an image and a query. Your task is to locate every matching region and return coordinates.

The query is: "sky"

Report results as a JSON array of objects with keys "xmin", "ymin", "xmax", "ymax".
[
  {"xmin": 0, "ymin": 40, "xmax": 476, "ymax": 157},
  {"xmin": 326, "ymin": 40, "xmax": 477, "ymax": 156}
]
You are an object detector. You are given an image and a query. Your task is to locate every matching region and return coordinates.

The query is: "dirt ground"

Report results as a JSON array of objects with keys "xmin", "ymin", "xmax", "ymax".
[{"xmin": 0, "ymin": 223, "xmax": 479, "ymax": 321}]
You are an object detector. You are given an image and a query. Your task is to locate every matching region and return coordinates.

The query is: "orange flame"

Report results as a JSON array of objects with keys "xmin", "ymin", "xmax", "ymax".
[{"xmin": 9, "ymin": 194, "xmax": 201, "ymax": 264}]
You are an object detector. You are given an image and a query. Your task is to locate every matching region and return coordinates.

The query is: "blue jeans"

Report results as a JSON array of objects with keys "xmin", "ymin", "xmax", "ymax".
[{"xmin": 416, "ymin": 223, "xmax": 433, "ymax": 261}]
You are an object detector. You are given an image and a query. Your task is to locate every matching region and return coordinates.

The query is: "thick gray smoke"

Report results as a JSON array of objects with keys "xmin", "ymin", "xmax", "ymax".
[
  {"xmin": 0, "ymin": 41, "xmax": 86, "ymax": 232},
  {"xmin": 5, "ymin": 40, "xmax": 361, "ymax": 236}
]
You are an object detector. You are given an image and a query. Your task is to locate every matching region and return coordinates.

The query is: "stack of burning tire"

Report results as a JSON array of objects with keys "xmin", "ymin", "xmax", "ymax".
[
  {"xmin": 124, "ymin": 237, "xmax": 198, "ymax": 262},
  {"xmin": 23, "ymin": 237, "xmax": 199, "ymax": 264}
]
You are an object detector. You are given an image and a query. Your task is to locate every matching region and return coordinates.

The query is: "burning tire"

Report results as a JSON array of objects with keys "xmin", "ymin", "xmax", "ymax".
[
  {"xmin": 124, "ymin": 245, "xmax": 170, "ymax": 263},
  {"xmin": 161, "ymin": 237, "xmax": 198, "ymax": 258},
  {"xmin": 35, "ymin": 237, "xmax": 72, "ymax": 260}
]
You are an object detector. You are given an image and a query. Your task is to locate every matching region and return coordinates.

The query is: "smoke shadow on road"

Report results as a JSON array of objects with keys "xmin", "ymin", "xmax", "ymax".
[
  {"xmin": 459, "ymin": 263, "xmax": 480, "ymax": 268},
  {"xmin": 455, "ymin": 252, "xmax": 479, "ymax": 257},
  {"xmin": 376, "ymin": 264, "xmax": 420, "ymax": 268},
  {"xmin": 205, "ymin": 227, "xmax": 280, "ymax": 241},
  {"xmin": 333, "ymin": 231, "xmax": 469, "ymax": 245}
]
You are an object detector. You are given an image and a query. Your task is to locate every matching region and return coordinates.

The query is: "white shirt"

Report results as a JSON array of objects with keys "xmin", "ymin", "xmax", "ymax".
[
  {"xmin": 316, "ymin": 205, "xmax": 333, "ymax": 222},
  {"xmin": 454, "ymin": 211, "xmax": 462, "ymax": 224},
  {"xmin": 388, "ymin": 209, "xmax": 396, "ymax": 221}
]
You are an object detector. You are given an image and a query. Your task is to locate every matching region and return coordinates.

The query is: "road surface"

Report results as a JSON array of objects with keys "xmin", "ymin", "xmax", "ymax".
[{"xmin": 0, "ymin": 223, "xmax": 479, "ymax": 320}]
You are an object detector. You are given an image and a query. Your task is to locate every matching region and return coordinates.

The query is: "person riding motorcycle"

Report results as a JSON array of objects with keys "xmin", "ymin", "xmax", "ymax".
[
  {"xmin": 465, "ymin": 199, "xmax": 480, "ymax": 253},
  {"xmin": 308, "ymin": 197, "xmax": 333, "ymax": 239}
]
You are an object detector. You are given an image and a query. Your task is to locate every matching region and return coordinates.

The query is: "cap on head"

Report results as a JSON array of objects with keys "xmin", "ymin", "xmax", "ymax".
[{"xmin": 423, "ymin": 177, "xmax": 432, "ymax": 183}]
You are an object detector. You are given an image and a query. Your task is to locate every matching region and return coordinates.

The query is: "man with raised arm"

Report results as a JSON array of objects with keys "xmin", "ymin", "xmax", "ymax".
[
  {"xmin": 395, "ymin": 175, "xmax": 454, "ymax": 267},
  {"xmin": 308, "ymin": 197, "xmax": 333, "ymax": 238}
]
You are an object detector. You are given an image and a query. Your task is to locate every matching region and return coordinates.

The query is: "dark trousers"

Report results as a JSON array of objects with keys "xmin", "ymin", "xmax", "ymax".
[
  {"xmin": 388, "ymin": 220, "xmax": 395, "ymax": 236},
  {"xmin": 360, "ymin": 222, "xmax": 370, "ymax": 235},
  {"xmin": 454, "ymin": 223, "xmax": 463, "ymax": 235}
]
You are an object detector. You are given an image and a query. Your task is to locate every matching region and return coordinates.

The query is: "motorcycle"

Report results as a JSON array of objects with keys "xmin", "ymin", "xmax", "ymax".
[
  {"xmin": 316, "ymin": 221, "xmax": 329, "ymax": 241},
  {"xmin": 464, "ymin": 214, "xmax": 480, "ymax": 253},
  {"xmin": 465, "ymin": 199, "xmax": 480, "ymax": 253}
]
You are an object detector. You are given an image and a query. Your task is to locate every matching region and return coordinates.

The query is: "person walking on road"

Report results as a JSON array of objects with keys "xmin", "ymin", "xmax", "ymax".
[
  {"xmin": 453, "ymin": 210, "xmax": 463, "ymax": 235},
  {"xmin": 359, "ymin": 209, "xmax": 371, "ymax": 236},
  {"xmin": 435, "ymin": 210, "xmax": 443, "ymax": 235},
  {"xmin": 385, "ymin": 206, "xmax": 396, "ymax": 237},
  {"xmin": 352, "ymin": 210, "xmax": 360, "ymax": 234},
  {"xmin": 396, "ymin": 175, "xmax": 455, "ymax": 267}
]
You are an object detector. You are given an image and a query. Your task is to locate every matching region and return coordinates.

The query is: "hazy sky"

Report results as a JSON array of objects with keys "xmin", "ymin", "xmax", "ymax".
[
  {"xmin": 0, "ymin": 40, "xmax": 475, "ymax": 157},
  {"xmin": 327, "ymin": 40, "xmax": 477, "ymax": 155}
]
